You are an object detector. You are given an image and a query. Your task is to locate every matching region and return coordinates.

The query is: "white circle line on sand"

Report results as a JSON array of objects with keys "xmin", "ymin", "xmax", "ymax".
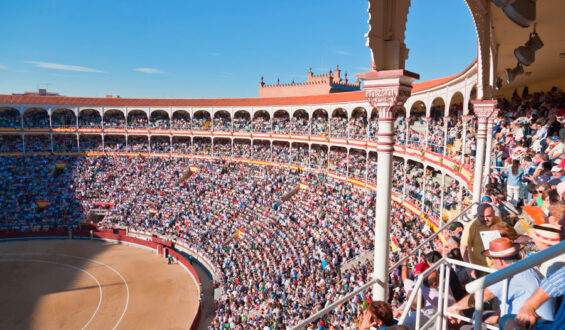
[
  {"xmin": 1, "ymin": 251, "xmax": 129, "ymax": 330},
  {"xmin": 0, "ymin": 258, "xmax": 102, "ymax": 330}
]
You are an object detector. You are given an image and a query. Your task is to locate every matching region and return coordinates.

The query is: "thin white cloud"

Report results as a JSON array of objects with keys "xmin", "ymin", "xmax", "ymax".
[
  {"xmin": 134, "ymin": 67, "xmax": 167, "ymax": 74},
  {"xmin": 0, "ymin": 64, "xmax": 6, "ymax": 70},
  {"xmin": 25, "ymin": 61, "xmax": 106, "ymax": 73},
  {"xmin": 333, "ymin": 48, "xmax": 352, "ymax": 56},
  {"xmin": 220, "ymin": 71, "xmax": 233, "ymax": 76}
]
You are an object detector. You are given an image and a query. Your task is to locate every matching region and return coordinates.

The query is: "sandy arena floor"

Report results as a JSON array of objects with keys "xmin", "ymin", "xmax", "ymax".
[{"xmin": 0, "ymin": 239, "xmax": 199, "ymax": 330}]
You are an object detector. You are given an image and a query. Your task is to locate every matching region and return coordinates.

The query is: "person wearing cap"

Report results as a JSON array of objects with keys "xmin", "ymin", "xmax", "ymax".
[
  {"xmin": 547, "ymin": 136, "xmax": 564, "ymax": 161},
  {"xmin": 548, "ymin": 166, "xmax": 565, "ymax": 187},
  {"xmin": 460, "ymin": 203, "xmax": 502, "ymax": 271},
  {"xmin": 448, "ymin": 237, "xmax": 555, "ymax": 325},
  {"xmin": 529, "ymin": 224, "xmax": 565, "ymax": 277}
]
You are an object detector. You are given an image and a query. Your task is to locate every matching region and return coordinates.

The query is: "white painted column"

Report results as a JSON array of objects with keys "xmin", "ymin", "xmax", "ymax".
[
  {"xmin": 358, "ymin": 69, "xmax": 418, "ymax": 301},
  {"xmin": 442, "ymin": 116, "xmax": 449, "ymax": 157},
  {"xmin": 460, "ymin": 115, "xmax": 472, "ymax": 167},
  {"xmin": 470, "ymin": 100, "xmax": 497, "ymax": 206},
  {"xmin": 483, "ymin": 109, "xmax": 499, "ymax": 181}
]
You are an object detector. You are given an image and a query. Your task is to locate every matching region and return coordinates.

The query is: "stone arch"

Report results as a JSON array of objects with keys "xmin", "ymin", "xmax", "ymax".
[
  {"xmin": 348, "ymin": 148, "xmax": 367, "ymax": 179},
  {"xmin": 214, "ymin": 137, "xmax": 232, "ymax": 157},
  {"xmin": 0, "ymin": 107, "xmax": 22, "ymax": 128},
  {"xmin": 0, "ymin": 134, "xmax": 24, "ymax": 152},
  {"xmin": 103, "ymin": 109, "xmax": 126, "ymax": 128},
  {"xmin": 369, "ymin": 107, "xmax": 379, "ymax": 138},
  {"xmin": 252, "ymin": 110, "xmax": 271, "ymax": 133},
  {"xmin": 448, "ymin": 92, "xmax": 465, "ymax": 118},
  {"xmin": 430, "ymin": 97, "xmax": 445, "ymax": 120},
  {"xmin": 233, "ymin": 138, "xmax": 251, "ymax": 158},
  {"xmin": 172, "ymin": 110, "xmax": 191, "ymax": 129},
  {"xmin": 23, "ymin": 107, "xmax": 49, "ymax": 128},
  {"xmin": 409, "ymin": 101, "xmax": 426, "ymax": 118},
  {"xmin": 234, "ymin": 110, "xmax": 251, "ymax": 132},
  {"xmin": 127, "ymin": 110, "xmax": 148, "ymax": 128},
  {"xmin": 330, "ymin": 108, "xmax": 348, "ymax": 138},
  {"xmin": 79, "ymin": 135, "xmax": 102, "ymax": 152},
  {"xmin": 149, "ymin": 110, "xmax": 170, "ymax": 129},
  {"xmin": 312, "ymin": 109, "xmax": 329, "ymax": 136},
  {"xmin": 150, "ymin": 135, "xmax": 171, "ymax": 153},
  {"xmin": 172, "ymin": 136, "xmax": 191, "ymax": 154},
  {"xmin": 422, "ymin": 166, "xmax": 444, "ymax": 220},
  {"xmin": 310, "ymin": 144, "xmax": 329, "ymax": 169},
  {"xmin": 329, "ymin": 145, "xmax": 348, "ymax": 175},
  {"xmin": 406, "ymin": 159, "xmax": 425, "ymax": 207},
  {"xmin": 53, "ymin": 134, "xmax": 78, "ymax": 152},
  {"xmin": 104, "ymin": 135, "xmax": 126, "ymax": 152},
  {"xmin": 292, "ymin": 109, "xmax": 309, "ymax": 135},
  {"xmin": 272, "ymin": 140, "xmax": 290, "ymax": 163},
  {"xmin": 213, "ymin": 110, "xmax": 232, "ymax": 131},
  {"xmin": 128, "ymin": 135, "xmax": 149, "ymax": 153},
  {"xmin": 52, "ymin": 108, "xmax": 77, "ymax": 128},
  {"xmin": 25, "ymin": 134, "xmax": 51, "ymax": 152},
  {"xmin": 193, "ymin": 137, "xmax": 212, "ymax": 155},
  {"xmin": 272, "ymin": 110, "xmax": 290, "ymax": 134},
  {"xmin": 78, "ymin": 109, "xmax": 102, "ymax": 128},
  {"xmin": 349, "ymin": 107, "xmax": 368, "ymax": 139},
  {"xmin": 291, "ymin": 142, "xmax": 309, "ymax": 166},
  {"xmin": 467, "ymin": 86, "xmax": 477, "ymax": 115},
  {"xmin": 193, "ymin": 110, "xmax": 212, "ymax": 131},
  {"xmin": 252, "ymin": 139, "xmax": 271, "ymax": 161},
  {"xmin": 367, "ymin": 151, "xmax": 379, "ymax": 184}
]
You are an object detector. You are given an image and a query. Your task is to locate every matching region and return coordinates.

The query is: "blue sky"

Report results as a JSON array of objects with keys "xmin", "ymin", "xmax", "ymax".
[{"xmin": 0, "ymin": 1, "xmax": 476, "ymax": 99}]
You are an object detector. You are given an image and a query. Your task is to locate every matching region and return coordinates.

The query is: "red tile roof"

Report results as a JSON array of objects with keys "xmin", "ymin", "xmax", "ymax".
[{"xmin": 0, "ymin": 61, "xmax": 476, "ymax": 108}]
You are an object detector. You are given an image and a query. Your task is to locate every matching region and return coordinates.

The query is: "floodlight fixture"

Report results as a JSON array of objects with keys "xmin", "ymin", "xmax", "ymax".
[
  {"xmin": 505, "ymin": 63, "xmax": 524, "ymax": 83},
  {"xmin": 514, "ymin": 30, "xmax": 544, "ymax": 66},
  {"xmin": 492, "ymin": 0, "xmax": 536, "ymax": 27}
]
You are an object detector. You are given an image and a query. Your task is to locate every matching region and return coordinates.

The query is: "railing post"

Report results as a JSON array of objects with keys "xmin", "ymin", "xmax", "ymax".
[
  {"xmin": 358, "ymin": 69, "xmax": 419, "ymax": 301},
  {"xmin": 473, "ymin": 288, "xmax": 484, "ymax": 330}
]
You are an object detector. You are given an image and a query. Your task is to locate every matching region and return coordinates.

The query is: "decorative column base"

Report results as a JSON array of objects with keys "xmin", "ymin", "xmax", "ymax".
[{"xmin": 358, "ymin": 69, "xmax": 419, "ymax": 301}]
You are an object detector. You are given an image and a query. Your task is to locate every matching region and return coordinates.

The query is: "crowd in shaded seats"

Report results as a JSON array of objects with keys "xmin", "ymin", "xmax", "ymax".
[
  {"xmin": 0, "ymin": 135, "xmax": 23, "ymax": 152},
  {"xmin": 0, "ymin": 110, "xmax": 22, "ymax": 128},
  {"xmin": 78, "ymin": 112, "xmax": 102, "ymax": 128}
]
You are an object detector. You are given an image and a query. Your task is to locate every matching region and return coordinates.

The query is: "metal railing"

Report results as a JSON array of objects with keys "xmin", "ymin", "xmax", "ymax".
[
  {"xmin": 398, "ymin": 257, "xmax": 499, "ymax": 330},
  {"xmin": 290, "ymin": 202, "xmax": 478, "ymax": 329},
  {"xmin": 466, "ymin": 240, "xmax": 565, "ymax": 330}
]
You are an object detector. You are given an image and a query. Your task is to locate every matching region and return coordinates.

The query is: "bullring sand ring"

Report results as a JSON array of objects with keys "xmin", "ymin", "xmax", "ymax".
[{"xmin": 0, "ymin": 239, "xmax": 199, "ymax": 330}]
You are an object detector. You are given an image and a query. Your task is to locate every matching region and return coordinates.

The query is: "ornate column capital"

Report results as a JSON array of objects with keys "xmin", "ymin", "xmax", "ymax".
[
  {"xmin": 471, "ymin": 100, "xmax": 497, "ymax": 121},
  {"xmin": 462, "ymin": 115, "xmax": 474, "ymax": 123},
  {"xmin": 358, "ymin": 70, "xmax": 419, "ymax": 120}
]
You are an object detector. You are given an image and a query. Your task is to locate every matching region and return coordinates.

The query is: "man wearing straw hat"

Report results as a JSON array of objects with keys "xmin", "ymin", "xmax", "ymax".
[{"xmin": 448, "ymin": 237, "xmax": 555, "ymax": 326}]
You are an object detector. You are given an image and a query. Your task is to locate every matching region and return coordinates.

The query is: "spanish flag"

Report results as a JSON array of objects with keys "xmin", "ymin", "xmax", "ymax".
[
  {"xmin": 390, "ymin": 236, "xmax": 399, "ymax": 252},
  {"xmin": 37, "ymin": 199, "xmax": 49, "ymax": 209},
  {"xmin": 235, "ymin": 229, "xmax": 244, "ymax": 239}
]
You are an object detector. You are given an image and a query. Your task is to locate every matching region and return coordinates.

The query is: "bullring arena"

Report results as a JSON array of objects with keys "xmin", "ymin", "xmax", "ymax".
[
  {"xmin": 0, "ymin": 234, "xmax": 201, "ymax": 330},
  {"xmin": 2, "ymin": 0, "xmax": 565, "ymax": 329}
]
